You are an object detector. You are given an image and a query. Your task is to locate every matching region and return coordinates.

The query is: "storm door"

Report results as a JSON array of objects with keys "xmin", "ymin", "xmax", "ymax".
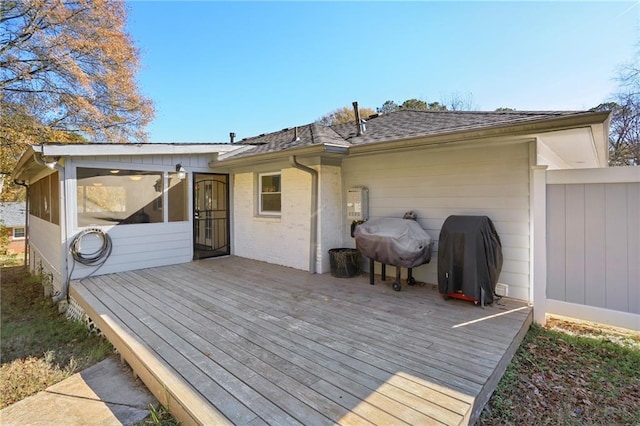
[{"xmin": 193, "ymin": 173, "xmax": 229, "ymax": 259}]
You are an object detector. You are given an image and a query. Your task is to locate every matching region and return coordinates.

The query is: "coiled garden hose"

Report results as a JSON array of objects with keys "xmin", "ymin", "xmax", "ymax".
[
  {"xmin": 52, "ymin": 228, "xmax": 113, "ymax": 303},
  {"xmin": 70, "ymin": 228, "xmax": 113, "ymax": 267}
]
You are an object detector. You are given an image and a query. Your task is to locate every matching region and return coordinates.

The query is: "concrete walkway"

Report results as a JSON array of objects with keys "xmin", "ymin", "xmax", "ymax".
[{"xmin": 0, "ymin": 356, "xmax": 157, "ymax": 426}]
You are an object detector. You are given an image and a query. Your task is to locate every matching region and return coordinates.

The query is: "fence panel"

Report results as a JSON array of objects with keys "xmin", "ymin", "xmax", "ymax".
[{"xmin": 545, "ymin": 167, "xmax": 639, "ymax": 330}]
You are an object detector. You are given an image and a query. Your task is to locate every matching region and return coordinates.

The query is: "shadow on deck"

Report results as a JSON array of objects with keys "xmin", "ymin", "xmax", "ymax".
[{"xmin": 70, "ymin": 256, "xmax": 532, "ymax": 426}]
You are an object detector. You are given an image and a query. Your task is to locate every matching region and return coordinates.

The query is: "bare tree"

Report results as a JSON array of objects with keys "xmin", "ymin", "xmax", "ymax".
[
  {"xmin": 593, "ymin": 96, "xmax": 640, "ymax": 166},
  {"xmin": 441, "ymin": 91, "xmax": 477, "ymax": 111},
  {"xmin": 593, "ymin": 44, "xmax": 640, "ymax": 166}
]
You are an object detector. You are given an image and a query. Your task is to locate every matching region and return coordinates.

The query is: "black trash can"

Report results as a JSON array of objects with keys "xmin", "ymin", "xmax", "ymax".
[{"xmin": 328, "ymin": 248, "xmax": 361, "ymax": 278}]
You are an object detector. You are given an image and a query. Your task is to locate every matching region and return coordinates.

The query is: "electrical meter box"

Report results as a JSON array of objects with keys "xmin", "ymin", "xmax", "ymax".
[{"xmin": 347, "ymin": 187, "xmax": 369, "ymax": 221}]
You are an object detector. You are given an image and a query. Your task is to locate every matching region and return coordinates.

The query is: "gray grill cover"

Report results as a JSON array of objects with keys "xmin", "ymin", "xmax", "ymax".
[{"xmin": 354, "ymin": 218, "xmax": 433, "ymax": 268}]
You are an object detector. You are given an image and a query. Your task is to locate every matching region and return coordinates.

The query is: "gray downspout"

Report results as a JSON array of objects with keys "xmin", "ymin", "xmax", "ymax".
[
  {"xmin": 13, "ymin": 180, "xmax": 29, "ymax": 266},
  {"xmin": 32, "ymin": 154, "xmax": 69, "ymax": 303},
  {"xmin": 289, "ymin": 156, "xmax": 318, "ymax": 274}
]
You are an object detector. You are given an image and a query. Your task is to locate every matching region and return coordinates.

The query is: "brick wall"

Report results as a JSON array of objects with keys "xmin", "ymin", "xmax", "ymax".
[{"xmin": 233, "ymin": 168, "xmax": 311, "ymax": 270}]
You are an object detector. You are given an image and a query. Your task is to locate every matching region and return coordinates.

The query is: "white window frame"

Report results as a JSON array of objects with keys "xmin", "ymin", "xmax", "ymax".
[
  {"xmin": 258, "ymin": 172, "xmax": 282, "ymax": 216},
  {"xmin": 13, "ymin": 227, "xmax": 26, "ymax": 240}
]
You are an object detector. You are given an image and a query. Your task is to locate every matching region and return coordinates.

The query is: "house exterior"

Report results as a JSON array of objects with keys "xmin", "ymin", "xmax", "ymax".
[
  {"xmin": 217, "ymin": 109, "xmax": 611, "ymax": 304},
  {"xmin": 0, "ymin": 201, "xmax": 27, "ymax": 254},
  {"xmin": 12, "ymin": 109, "xmax": 614, "ymax": 317}
]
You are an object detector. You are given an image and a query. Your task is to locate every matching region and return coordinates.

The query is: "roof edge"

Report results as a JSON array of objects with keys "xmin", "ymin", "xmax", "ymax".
[
  {"xmin": 39, "ymin": 143, "xmax": 240, "ymax": 157},
  {"xmin": 215, "ymin": 143, "xmax": 349, "ymax": 167},
  {"xmin": 12, "ymin": 146, "xmax": 39, "ymax": 182},
  {"xmin": 347, "ymin": 110, "xmax": 612, "ymax": 154}
]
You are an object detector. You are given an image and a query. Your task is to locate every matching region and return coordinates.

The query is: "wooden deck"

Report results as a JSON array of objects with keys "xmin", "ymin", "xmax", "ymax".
[{"xmin": 70, "ymin": 256, "xmax": 532, "ymax": 426}]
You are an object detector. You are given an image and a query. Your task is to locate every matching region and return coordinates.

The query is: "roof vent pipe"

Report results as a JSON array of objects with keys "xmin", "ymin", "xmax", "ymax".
[
  {"xmin": 352, "ymin": 101, "xmax": 362, "ymax": 136},
  {"xmin": 293, "ymin": 126, "xmax": 300, "ymax": 142},
  {"xmin": 230, "ymin": 132, "xmax": 236, "ymax": 143}
]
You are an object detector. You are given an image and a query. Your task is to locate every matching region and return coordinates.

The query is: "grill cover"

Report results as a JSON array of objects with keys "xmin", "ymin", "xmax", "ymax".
[
  {"xmin": 354, "ymin": 218, "xmax": 432, "ymax": 268},
  {"xmin": 437, "ymin": 215, "xmax": 503, "ymax": 304}
]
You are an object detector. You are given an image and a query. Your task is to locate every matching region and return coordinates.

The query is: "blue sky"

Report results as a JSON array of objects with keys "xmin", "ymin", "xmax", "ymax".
[{"xmin": 126, "ymin": 1, "xmax": 640, "ymax": 143}]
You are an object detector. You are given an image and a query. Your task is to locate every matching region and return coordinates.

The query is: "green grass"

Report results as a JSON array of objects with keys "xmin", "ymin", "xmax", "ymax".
[
  {"xmin": 479, "ymin": 321, "xmax": 640, "ymax": 425},
  {"xmin": 0, "ymin": 266, "xmax": 113, "ymax": 408},
  {"xmin": 135, "ymin": 404, "xmax": 180, "ymax": 426},
  {"xmin": 0, "ymin": 252, "xmax": 22, "ymax": 267}
]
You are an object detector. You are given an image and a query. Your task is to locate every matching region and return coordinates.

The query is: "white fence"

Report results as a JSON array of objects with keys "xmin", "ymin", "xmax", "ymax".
[{"xmin": 533, "ymin": 166, "xmax": 639, "ymax": 331}]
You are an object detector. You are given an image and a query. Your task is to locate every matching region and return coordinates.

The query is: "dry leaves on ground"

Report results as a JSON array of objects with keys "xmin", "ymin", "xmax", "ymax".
[{"xmin": 479, "ymin": 317, "xmax": 640, "ymax": 425}]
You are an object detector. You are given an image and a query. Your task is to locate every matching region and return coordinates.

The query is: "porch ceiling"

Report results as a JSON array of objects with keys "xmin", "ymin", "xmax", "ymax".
[{"xmin": 71, "ymin": 256, "xmax": 531, "ymax": 426}]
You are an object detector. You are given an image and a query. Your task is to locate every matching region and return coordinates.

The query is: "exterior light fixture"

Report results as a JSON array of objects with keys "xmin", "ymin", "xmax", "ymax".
[
  {"xmin": 176, "ymin": 164, "xmax": 186, "ymax": 180},
  {"xmin": 44, "ymin": 156, "xmax": 60, "ymax": 170},
  {"xmin": 34, "ymin": 154, "xmax": 59, "ymax": 170}
]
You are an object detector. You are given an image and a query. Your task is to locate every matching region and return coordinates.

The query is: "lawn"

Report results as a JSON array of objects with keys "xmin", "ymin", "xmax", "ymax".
[
  {"xmin": 0, "ymin": 266, "xmax": 113, "ymax": 408},
  {"xmin": 479, "ymin": 318, "xmax": 640, "ymax": 425}
]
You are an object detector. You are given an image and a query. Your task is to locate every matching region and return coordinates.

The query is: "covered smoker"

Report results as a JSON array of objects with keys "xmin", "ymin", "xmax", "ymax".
[
  {"xmin": 438, "ymin": 215, "xmax": 503, "ymax": 306},
  {"xmin": 354, "ymin": 216, "xmax": 433, "ymax": 291}
]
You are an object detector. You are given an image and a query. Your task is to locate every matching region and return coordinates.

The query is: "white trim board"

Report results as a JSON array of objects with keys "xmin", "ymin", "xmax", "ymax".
[
  {"xmin": 545, "ymin": 299, "xmax": 640, "ymax": 331},
  {"xmin": 38, "ymin": 143, "xmax": 241, "ymax": 157},
  {"xmin": 547, "ymin": 166, "xmax": 640, "ymax": 185}
]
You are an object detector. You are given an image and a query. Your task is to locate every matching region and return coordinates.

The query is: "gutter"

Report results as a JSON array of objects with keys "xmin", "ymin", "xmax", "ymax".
[
  {"xmin": 289, "ymin": 156, "xmax": 318, "ymax": 274},
  {"xmin": 215, "ymin": 144, "xmax": 348, "ymax": 168},
  {"xmin": 12, "ymin": 147, "xmax": 39, "ymax": 182}
]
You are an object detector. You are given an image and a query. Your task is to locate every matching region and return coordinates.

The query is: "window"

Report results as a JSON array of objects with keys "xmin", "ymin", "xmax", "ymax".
[
  {"xmin": 77, "ymin": 168, "xmax": 164, "ymax": 226},
  {"xmin": 259, "ymin": 172, "xmax": 281, "ymax": 215},
  {"xmin": 28, "ymin": 171, "xmax": 59, "ymax": 224},
  {"xmin": 13, "ymin": 227, "xmax": 25, "ymax": 239}
]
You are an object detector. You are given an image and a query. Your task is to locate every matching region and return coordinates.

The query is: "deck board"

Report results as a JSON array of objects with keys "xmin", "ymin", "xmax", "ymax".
[{"xmin": 71, "ymin": 256, "xmax": 531, "ymax": 426}]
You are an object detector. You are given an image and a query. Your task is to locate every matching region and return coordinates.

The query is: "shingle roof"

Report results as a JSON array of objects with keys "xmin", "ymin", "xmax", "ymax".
[
  {"xmin": 331, "ymin": 109, "xmax": 581, "ymax": 144},
  {"xmin": 228, "ymin": 123, "xmax": 349, "ymax": 159},
  {"xmin": 0, "ymin": 202, "xmax": 26, "ymax": 228},
  {"xmin": 223, "ymin": 109, "xmax": 592, "ymax": 161}
]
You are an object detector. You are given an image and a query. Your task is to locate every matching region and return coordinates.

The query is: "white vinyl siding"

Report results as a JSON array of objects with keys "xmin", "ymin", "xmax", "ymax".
[
  {"xmin": 342, "ymin": 142, "xmax": 532, "ymax": 301},
  {"xmin": 75, "ymin": 153, "xmax": 215, "ymax": 170},
  {"xmin": 25, "ymin": 154, "xmax": 206, "ymax": 281},
  {"xmin": 65, "ymin": 155, "xmax": 199, "ymax": 276},
  {"xmin": 29, "ymin": 216, "xmax": 63, "ymax": 294},
  {"xmin": 68, "ymin": 222, "xmax": 192, "ymax": 279}
]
